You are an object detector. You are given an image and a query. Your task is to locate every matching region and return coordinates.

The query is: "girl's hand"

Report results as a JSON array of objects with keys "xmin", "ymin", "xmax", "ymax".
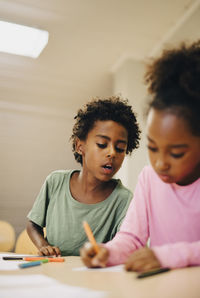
[
  {"xmin": 125, "ymin": 247, "xmax": 161, "ymax": 272},
  {"xmin": 80, "ymin": 242, "xmax": 109, "ymax": 268},
  {"xmin": 38, "ymin": 245, "xmax": 61, "ymax": 257}
]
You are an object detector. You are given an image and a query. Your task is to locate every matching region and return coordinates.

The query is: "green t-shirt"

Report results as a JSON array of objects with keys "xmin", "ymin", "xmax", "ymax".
[{"xmin": 27, "ymin": 170, "xmax": 133, "ymax": 256}]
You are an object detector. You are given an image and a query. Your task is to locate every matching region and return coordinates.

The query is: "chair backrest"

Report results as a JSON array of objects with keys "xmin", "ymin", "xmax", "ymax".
[
  {"xmin": 0, "ymin": 220, "xmax": 16, "ymax": 252},
  {"xmin": 15, "ymin": 229, "xmax": 38, "ymax": 255}
]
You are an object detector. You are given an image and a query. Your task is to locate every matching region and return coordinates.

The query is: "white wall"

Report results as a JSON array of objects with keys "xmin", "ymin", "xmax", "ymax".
[
  {"xmin": 0, "ymin": 102, "xmax": 79, "ymax": 236},
  {"xmin": 113, "ymin": 59, "xmax": 149, "ymax": 192}
]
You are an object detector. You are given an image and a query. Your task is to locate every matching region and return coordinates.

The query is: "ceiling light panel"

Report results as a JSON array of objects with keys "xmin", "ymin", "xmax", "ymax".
[{"xmin": 0, "ymin": 20, "xmax": 49, "ymax": 58}]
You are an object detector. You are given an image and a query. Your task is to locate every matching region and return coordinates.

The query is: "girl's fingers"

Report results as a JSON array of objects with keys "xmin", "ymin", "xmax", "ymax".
[
  {"xmin": 80, "ymin": 242, "xmax": 96, "ymax": 267},
  {"xmin": 80, "ymin": 248, "xmax": 96, "ymax": 267},
  {"xmin": 91, "ymin": 247, "xmax": 109, "ymax": 267},
  {"xmin": 125, "ymin": 248, "xmax": 161, "ymax": 272},
  {"xmin": 80, "ymin": 243, "xmax": 109, "ymax": 268}
]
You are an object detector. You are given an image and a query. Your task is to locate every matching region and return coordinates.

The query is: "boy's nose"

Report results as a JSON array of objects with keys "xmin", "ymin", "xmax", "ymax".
[{"xmin": 107, "ymin": 145, "xmax": 115, "ymax": 157}]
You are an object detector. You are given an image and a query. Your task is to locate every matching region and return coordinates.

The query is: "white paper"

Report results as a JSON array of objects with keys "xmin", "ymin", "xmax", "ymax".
[
  {"xmin": 0, "ymin": 274, "xmax": 107, "ymax": 298},
  {"xmin": 0, "ymin": 253, "xmax": 38, "ymax": 258},
  {"xmin": 0, "ymin": 260, "xmax": 25, "ymax": 270},
  {"xmin": 0, "ymin": 253, "xmax": 37, "ymax": 271},
  {"xmin": 73, "ymin": 264, "xmax": 124, "ymax": 272}
]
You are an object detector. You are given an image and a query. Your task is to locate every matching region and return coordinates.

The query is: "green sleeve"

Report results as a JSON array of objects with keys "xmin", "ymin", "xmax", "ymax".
[
  {"xmin": 27, "ymin": 175, "xmax": 52, "ymax": 227},
  {"xmin": 110, "ymin": 189, "xmax": 133, "ymax": 239}
]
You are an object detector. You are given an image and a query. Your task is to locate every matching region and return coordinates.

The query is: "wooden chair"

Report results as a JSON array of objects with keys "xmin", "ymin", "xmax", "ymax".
[
  {"xmin": 15, "ymin": 229, "xmax": 38, "ymax": 255},
  {"xmin": 0, "ymin": 220, "xmax": 16, "ymax": 252}
]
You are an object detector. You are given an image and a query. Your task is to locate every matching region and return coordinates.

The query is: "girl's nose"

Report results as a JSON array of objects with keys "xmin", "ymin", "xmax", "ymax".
[{"xmin": 155, "ymin": 158, "xmax": 170, "ymax": 172}]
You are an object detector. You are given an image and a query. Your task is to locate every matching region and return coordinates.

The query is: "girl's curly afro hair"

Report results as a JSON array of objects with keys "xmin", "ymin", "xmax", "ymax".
[{"xmin": 145, "ymin": 40, "xmax": 200, "ymax": 136}]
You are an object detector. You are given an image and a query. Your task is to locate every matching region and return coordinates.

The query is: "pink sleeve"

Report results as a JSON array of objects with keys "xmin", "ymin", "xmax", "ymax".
[
  {"xmin": 152, "ymin": 241, "xmax": 200, "ymax": 268},
  {"xmin": 104, "ymin": 169, "xmax": 150, "ymax": 266}
]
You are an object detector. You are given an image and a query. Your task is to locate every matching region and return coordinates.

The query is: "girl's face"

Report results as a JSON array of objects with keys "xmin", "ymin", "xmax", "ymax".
[
  {"xmin": 77, "ymin": 120, "xmax": 128, "ymax": 182},
  {"xmin": 146, "ymin": 108, "xmax": 200, "ymax": 185}
]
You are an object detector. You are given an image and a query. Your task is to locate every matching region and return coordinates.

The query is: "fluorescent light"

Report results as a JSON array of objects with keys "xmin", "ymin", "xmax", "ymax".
[{"xmin": 0, "ymin": 20, "xmax": 49, "ymax": 58}]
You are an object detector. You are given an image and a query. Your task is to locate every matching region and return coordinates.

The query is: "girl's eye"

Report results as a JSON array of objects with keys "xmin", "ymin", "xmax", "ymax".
[
  {"xmin": 171, "ymin": 153, "xmax": 185, "ymax": 158},
  {"xmin": 147, "ymin": 146, "xmax": 158, "ymax": 152},
  {"xmin": 97, "ymin": 143, "xmax": 107, "ymax": 149}
]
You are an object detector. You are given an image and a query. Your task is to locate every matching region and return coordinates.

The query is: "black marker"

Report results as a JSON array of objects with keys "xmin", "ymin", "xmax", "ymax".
[
  {"xmin": 137, "ymin": 267, "xmax": 170, "ymax": 279},
  {"xmin": 3, "ymin": 257, "xmax": 23, "ymax": 260},
  {"xmin": 2, "ymin": 256, "xmax": 55, "ymax": 260}
]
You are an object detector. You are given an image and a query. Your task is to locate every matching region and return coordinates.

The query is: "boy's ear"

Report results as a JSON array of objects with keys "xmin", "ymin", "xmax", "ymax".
[{"xmin": 75, "ymin": 138, "xmax": 84, "ymax": 155}]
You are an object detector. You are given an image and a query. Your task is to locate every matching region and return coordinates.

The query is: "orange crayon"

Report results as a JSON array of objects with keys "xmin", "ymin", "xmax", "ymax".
[
  {"xmin": 83, "ymin": 221, "xmax": 99, "ymax": 254},
  {"xmin": 24, "ymin": 257, "xmax": 65, "ymax": 262}
]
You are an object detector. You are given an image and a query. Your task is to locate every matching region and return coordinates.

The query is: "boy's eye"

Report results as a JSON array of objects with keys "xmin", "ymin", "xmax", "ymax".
[
  {"xmin": 147, "ymin": 146, "xmax": 158, "ymax": 152},
  {"xmin": 97, "ymin": 143, "xmax": 107, "ymax": 149},
  {"xmin": 170, "ymin": 152, "xmax": 185, "ymax": 158},
  {"xmin": 116, "ymin": 147, "xmax": 125, "ymax": 153},
  {"xmin": 97, "ymin": 143, "xmax": 125, "ymax": 153}
]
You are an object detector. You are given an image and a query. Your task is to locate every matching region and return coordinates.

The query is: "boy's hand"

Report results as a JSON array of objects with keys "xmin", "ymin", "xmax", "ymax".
[
  {"xmin": 125, "ymin": 247, "xmax": 161, "ymax": 272},
  {"xmin": 80, "ymin": 242, "xmax": 109, "ymax": 268},
  {"xmin": 38, "ymin": 245, "xmax": 61, "ymax": 257}
]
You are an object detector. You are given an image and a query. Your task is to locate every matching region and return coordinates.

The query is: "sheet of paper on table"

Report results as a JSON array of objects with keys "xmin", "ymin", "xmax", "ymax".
[
  {"xmin": 0, "ymin": 253, "xmax": 37, "ymax": 270},
  {"xmin": 0, "ymin": 274, "xmax": 107, "ymax": 298}
]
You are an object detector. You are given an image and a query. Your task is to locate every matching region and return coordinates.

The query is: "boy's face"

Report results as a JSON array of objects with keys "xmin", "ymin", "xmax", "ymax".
[
  {"xmin": 77, "ymin": 120, "xmax": 128, "ymax": 182},
  {"xmin": 146, "ymin": 108, "xmax": 200, "ymax": 185}
]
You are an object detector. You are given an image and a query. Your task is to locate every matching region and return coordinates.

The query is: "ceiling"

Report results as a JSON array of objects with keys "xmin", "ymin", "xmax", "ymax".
[{"xmin": 0, "ymin": 0, "xmax": 200, "ymax": 114}]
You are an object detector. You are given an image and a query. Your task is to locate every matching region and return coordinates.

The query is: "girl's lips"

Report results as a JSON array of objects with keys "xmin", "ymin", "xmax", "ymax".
[{"xmin": 158, "ymin": 174, "xmax": 171, "ymax": 182}]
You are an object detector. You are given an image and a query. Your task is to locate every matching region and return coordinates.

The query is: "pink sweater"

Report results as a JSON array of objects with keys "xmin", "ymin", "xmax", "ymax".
[{"xmin": 105, "ymin": 166, "xmax": 200, "ymax": 268}]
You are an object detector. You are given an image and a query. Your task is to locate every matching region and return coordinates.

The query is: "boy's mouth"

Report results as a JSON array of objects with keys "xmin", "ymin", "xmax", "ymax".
[
  {"xmin": 103, "ymin": 164, "xmax": 112, "ymax": 170},
  {"xmin": 102, "ymin": 164, "xmax": 114, "ymax": 174}
]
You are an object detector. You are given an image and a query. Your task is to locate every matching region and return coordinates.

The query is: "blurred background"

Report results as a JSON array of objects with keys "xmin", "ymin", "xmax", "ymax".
[{"xmin": 0, "ymin": 0, "xmax": 200, "ymax": 238}]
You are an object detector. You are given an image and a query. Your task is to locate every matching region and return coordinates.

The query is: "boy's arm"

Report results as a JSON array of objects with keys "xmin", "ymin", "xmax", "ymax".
[
  {"xmin": 152, "ymin": 241, "xmax": 200, "ymax": 268},
  {"xmin": 26, "ymin": 220, "xmax": 61, "ymax": 256},
  {"xmin": 26, "ymin": 220, "xmax": 48, "ymax": 249}
]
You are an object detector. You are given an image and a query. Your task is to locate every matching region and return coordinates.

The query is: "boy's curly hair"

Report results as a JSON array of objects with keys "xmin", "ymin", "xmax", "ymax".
[
  {"xmin": 71, "ymin": 96, "xmax": 140, "ymax": 165},
  {"xmin": 145, "ymin": 40, "xmax": 200, "ymax": 136}
]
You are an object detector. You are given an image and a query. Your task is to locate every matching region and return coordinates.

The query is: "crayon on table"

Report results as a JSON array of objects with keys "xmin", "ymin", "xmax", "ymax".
[
  {"xmin": 83, "ymin": 221, "xmax": 99, "ymax": 254},
  {"xmin": 18, "ymin": 259, "xmax": 49, "ymax": 269},
  {"xmin": 137, "ymin": 267, "xmax": 170, "ymax": 278},
  {"xmin": 24, "ymin": 257, "xmax": 65, "ymax": 262}
]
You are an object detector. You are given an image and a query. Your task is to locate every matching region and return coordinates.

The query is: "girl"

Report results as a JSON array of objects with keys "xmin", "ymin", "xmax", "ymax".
[
  {"xmin": 26, "ymin": 96, "xmax": 140, "ymax": 256},
  {"xmin": 80, "ymin": 41, "xmax": 200, "ymax": 271}
]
